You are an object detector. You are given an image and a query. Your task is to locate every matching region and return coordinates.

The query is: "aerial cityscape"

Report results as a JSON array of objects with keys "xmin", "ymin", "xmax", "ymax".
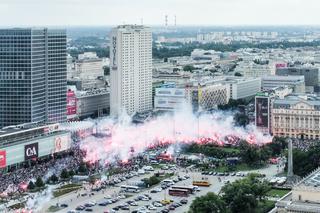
[{"xmin": 1, "ymin": 0, "xmax": 320, "ymax": 213}]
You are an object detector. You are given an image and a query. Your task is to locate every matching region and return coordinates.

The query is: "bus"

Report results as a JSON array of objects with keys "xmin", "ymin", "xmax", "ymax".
[
  {"xmin": 192, "ymin": 181, "xmax": 211, "ymax": 187},
  {"xmin": 120, "ymin": 185, "xmax": 140, "ymax": 193},
  {"xmin": 171, "ymin": 186, "xmax": 195, "ymax": 194},
  {"xmin": 168, "ymin": 188, "xmax": 189, "ymax": 197}
]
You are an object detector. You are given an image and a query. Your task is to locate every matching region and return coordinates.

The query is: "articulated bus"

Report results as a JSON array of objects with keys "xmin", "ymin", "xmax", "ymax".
[{"xmin": 168, "ymin": 188, "xmax": 189, "ymax": 197}]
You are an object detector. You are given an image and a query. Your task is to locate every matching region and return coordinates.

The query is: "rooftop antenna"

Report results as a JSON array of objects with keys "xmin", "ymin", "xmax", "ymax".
[{"xmin": 174, "ymin": 15, "xmax": 177, "ymax": 27}]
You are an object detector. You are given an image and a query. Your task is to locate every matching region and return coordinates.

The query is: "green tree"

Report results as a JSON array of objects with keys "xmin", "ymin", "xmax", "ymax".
[
  {"xmin": 27, "ymin": 181, "xmax": 35, "ymax": 190},
  {"xmin": 103, "ymin": 66, "xmax": 110, "ymax": 75},
  {"xmin": 69, "ymin": 170, "xmax": 75, "ymax": 177},
  {"xmin": 221, "ymin": 174, "xmax": 270, "ymax": 213},
  {"xmin": 50, "ymin": 174, "xmax": 59, "ymax": 183},
  {"xmin": 234, "ymin": 113, "xmax": 249, "ymax": 127},
  {"xmin": 183, "ymin": 65, "xmax": 196, "ymax": 72},
  {"xmin": 189, "ymin": 192, "xmax": 226, "ymax": 213},
  {"xmin": 35, "ymin": 177, "xmax": 45, "ymax": 188},
  {"xmin": 78, "ymin": 162, "xmax": 88, "ymax": 174},
  {"xmin": 60, "ymin": 169, "xmax": 70, "ymax": 179}
]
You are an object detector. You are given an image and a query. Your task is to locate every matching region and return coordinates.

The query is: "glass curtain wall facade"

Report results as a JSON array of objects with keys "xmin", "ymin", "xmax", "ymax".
[{"xmin": 0, "ymin": 28, "xmax": 67, "ymax": 128}]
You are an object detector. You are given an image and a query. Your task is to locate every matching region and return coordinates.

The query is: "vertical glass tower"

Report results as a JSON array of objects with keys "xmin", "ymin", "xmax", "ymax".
[{"xmin": 0, "ymin": 28, "xmax": 67, "ymax": 127}]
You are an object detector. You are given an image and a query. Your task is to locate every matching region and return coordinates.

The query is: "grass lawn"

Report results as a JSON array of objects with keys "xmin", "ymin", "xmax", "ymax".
[
  {"xmin": 58, "ymin": 183, "xmax": 81, "ymax": 190},
  {"xmin": 267, "ymin": 189, "xmax": 291, "ymax": 198},
  {"xmin": 53, "ymin": 187, "xmax": 80, "ymax": 198},
  {"xmin": 47, "ymin": 205, "xmax": 63, "ymax": 212},
  {"xmin": 256, "ymin": 200, "xmax": 276, "ymax": 213}
]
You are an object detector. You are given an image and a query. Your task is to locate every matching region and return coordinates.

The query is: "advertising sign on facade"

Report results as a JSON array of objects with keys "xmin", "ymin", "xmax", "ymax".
[
  {"xmin": 112, "ymin": 36, "xmax": 117, "ymax": 70},
  {"xmin": 255, "ymin": 97, "xmax": 269, "ymax": 128},
  {"xmin": 0, "ymin": 150, "xmax": 6, "ymax": 168},
  {"xmin": 67, "ymin": 90, "xmax": 77, "ymax": 116},
  {"xmin": 54, "ymin": 135, "xmax": 70, "ymax": 153},
  {"xmin": 24, "ymin": 143, "xmax": 38, "ymax": 161},
  {"xmin": 275, "ymin": 63, "xmax": 287, "ymax": 69}
]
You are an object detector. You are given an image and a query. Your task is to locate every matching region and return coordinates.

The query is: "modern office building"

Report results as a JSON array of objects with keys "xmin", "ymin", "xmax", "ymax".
[
  {"xmin": 186, "ymin": 84, "xmax": 228, "ymax": 111},
  {"xmin": 110, "ymin": 25, "xmax": 152, "ymax": 116},
  {"xmin": 154, "ymin": 88, "xmax": 186, "ymax": 111},
  {"xmin": 272, "ymin": 94, "xmax": 320, "ymax": 140},
  {"xmin": 262, "ymin": 75, "xmax": 305, "ymax": 93},
  {"xmin": 276, "ymin": 67, "xmax": 320, "ymax": 92},
  {"xmin": 220, "ymin": 77, "xmax": 261, "ymax": 100},
  {"xmin": 0, "ymin": 28, "xmax": 67, "ymax": 127}
]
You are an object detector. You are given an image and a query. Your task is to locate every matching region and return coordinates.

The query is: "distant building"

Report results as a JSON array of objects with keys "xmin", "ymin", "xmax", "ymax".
[
  {"xmin": 68, "ymin": 87, "xmax": 110, "ymax": 119},
  {"xmin": 110, "ymin": 25, "xmax": 152, "ymax": 116},
  {"xmin": 0, "ymin": 123, "xmax": 71, "ymax": 170},
  {"xmin": 262, "ymin": 75, "xmax": 305, "ymax": 93},
  {"xmin": 272, "ymin": 94, "xmax": 320, "ymax": 140},
  {"xmin": 186, "ymin": 84, "xmax": 228, "ymax": 111},
  {"xmin": 220, "ymin": 77, "xmax": 261, "ymax": 100},
  {"xmin": 0, "ymin": 28, "xmax": 67, "ymax": 127},
  {"xmin": 273, "ymin": 167, "xmax": 320, "ymax": 213},
  {"xmin": 255, "ymin": 87, "xmax": 293, "ymax": 134},
  {"xmin": 276, "ymin": 67, "xmax": 320, "ymax": 92},
  {"xmin": 154, "ymin": 88, "xmax": 186, "ymax": 111}
]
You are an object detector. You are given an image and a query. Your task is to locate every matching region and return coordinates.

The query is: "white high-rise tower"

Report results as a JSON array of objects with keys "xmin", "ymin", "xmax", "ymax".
[{"xmin": 110, "ymin": 25, "xmax": 152, "ymax": 116}]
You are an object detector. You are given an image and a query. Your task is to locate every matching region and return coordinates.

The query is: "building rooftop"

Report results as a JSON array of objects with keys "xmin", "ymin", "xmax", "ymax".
[{"xmin": 273, "ymin": 94, "xmax": 320, "ymax": 106}]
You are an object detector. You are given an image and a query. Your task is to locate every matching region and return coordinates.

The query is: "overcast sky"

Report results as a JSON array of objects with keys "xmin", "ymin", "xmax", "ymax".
[{"xmin": 0, "ymin": 0, "xmax": 319, "ymax": 26}]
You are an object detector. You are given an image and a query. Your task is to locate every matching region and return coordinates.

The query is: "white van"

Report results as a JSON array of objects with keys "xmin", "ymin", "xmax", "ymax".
[{"xmin": 162, "ymin": 179, "xmax": 175, "ymax": 186}]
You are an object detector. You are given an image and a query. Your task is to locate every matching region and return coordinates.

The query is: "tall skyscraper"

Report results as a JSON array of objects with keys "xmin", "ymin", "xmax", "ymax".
[
  {"xmin": 0, "ymin": 28, "xmax": 67, "ymax": 127},
  {"xmin": 110, "ymin": 25, "xmax": 152, "ymax": 116}
]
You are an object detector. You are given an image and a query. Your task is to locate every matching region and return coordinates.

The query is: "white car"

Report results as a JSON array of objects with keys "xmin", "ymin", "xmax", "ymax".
[
  {"xmin": 153, "ymin": 202, "xmax": 163, "ymax": 207},
  {"xmin": 148, "ymin": 205, "xmax": 157, "ymax": 210}
]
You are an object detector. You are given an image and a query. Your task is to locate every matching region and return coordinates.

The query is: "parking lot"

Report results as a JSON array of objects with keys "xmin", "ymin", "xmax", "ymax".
[{"xmin": 45, "ymin": 163, "xmax": 281, "ymax": 213}]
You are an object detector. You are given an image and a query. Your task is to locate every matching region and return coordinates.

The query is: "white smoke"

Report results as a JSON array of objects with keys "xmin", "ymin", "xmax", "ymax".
[
  {"xmin": 78, "ymin": 104, "xmax": 272, "ymax": 164},
  {"xmin": 25, "ymin": 186, "xmax": 53, "ymax": 212}
]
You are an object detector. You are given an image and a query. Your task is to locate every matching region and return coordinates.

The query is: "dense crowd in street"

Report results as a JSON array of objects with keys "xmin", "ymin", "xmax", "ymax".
[
  {"xmin": 0, "ymin": 146, "xmax": 86, "ymax": 196},
  {"xmin": 292, "ymin": 139, "xmax": 318, "ymax": 151}
]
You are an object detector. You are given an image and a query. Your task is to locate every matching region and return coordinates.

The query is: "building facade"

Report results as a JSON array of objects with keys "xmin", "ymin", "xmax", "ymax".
[
  {"xmin": 276, "ymin": 67, "xmax": 320, "ymax": 92},
  {"xmin": 274, "ymin": 168, "xmax": 320, "ymax": 213},
  {"xmin": 0, "ymin": 28, "xmax": 67, "ymax": 127},
  {"xmin": 154, "ymin": 88, "xmax": 186, "ymax": 111},
  {"xmin": 262, "ymin": 75, "xmax": 305, "ymax": 93},
  {"xmin": 272, "ymin": 95, "xmax": 320, "ymax": 140},
  {"xmin": 110, "ymin": 25, "xmax": 152, "ymax": 116}
]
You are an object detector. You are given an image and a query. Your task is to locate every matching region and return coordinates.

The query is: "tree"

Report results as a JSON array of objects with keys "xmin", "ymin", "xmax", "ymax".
[
  {"xmin": 60, "ymin": 169, "xmax": 70, "ymax": 179},
  {"xmin": 27, "ymin": 181, "xmax": 35, "ymax": 190},
  {"xmin": 183, "ymin": 65, "xmax": 196, "ymax": 72},
  {"xmin": 234, "ymin": 113, "xmax": 249, "ymax": 127},
  {"xmin": 234, "ymin": 72, "xmax": 243, "ymax": 76},
  {"xmin": 69, "ymin": 170, "xmax": 75, "ymax": 177},
  {"xmin": 221, "ymin": 174, "xmax": 270, "ymax": 213},
  {"xmin": 35, "ymin": 177, "xmax": 45, "ymax": 188},
  {"xmin": 189, "ymin": 192, "xmax": 226, "ymax": 213},
  {"xmin": 50, "ymin": 174, "xmax": 59, "ymax": 183},
  {"xmin": 78, "ymin": 162, "xmax": 88, "ymax": 174},
  {"xmin": 103, "ymin": 66, "xmax": 110, "ymax": 75}
]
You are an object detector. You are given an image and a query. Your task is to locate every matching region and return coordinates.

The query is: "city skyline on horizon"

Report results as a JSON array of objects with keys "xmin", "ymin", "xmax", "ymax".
[{"xmin": 0, "ymin": 0, "xmax": 320, "ymax": 27}]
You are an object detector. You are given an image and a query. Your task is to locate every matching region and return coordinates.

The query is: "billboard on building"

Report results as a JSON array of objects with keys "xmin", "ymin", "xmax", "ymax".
[
  {"xmin": 0, "ymin": 150, "xmax": 6, "ymax": 168},
  {"xmin": 255, "ymin": 97, "xmax": 269, "ymax": 128},
  {"xmin": 67, "ymin": 90, "xmax": 77, "ymax": 116},
  {"xmin": 275, "ymin": 63, "xmax": 287, "ymax": 69},
  {"xmin": 54, "ymin": 135, "xmax": 71, "ymax": 153},
  {"xmin": 24, "ymin": 143, "xmax": 38, "ymax": 161}
]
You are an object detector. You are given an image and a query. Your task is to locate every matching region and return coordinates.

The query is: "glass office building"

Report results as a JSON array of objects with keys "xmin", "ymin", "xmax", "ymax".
[{"xmin": 0, "ymin": 28, "xmax": 67, "ymax": 127}]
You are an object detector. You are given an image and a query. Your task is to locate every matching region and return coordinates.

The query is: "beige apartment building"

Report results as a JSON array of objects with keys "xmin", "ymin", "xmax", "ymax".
[{"xmin": 272, "ymin": 94, "xmax": 320, "ymax": 140}]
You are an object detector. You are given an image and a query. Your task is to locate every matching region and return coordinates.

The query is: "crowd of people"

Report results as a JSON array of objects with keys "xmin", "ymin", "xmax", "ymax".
[
  {"xmin": 0, "ymin": 146, "xmax": 86, "ymax": 196},
  {"xmin": 292, "ymin": 139, "xmax": 318, "ymax": 151}
]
